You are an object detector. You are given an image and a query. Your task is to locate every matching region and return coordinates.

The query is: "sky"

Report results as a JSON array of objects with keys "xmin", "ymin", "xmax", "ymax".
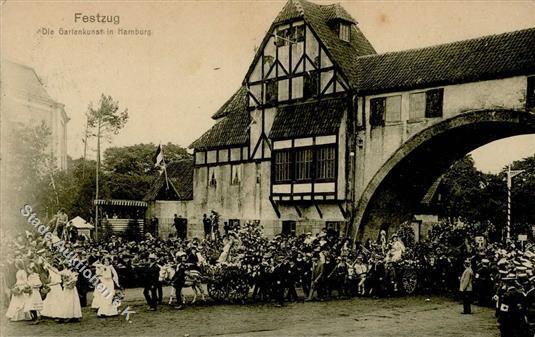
[{"xmin": 1, "ymin": 0, "xmax": 534, "ymax": 174}]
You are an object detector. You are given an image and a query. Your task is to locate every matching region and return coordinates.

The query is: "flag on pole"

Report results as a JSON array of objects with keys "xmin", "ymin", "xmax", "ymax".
[
  {"xmin": 154, "ymin": 144, "xmax": 164, "ymax": 169},
  {"xmin": 153, "ymin": 143, "xmax": 170, "ymax": 190}
]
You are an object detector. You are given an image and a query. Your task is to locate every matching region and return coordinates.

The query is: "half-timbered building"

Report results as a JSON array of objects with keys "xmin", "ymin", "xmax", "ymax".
[{"xmin": 146, "ymin": 0, "xmax": 535, "ymax": 239}]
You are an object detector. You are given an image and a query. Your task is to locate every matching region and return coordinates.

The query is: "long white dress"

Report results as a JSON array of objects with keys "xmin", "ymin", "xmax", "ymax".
[
  {"xmin": 5, "ymin": 269, "xmax": 31, "ymax": 321},
  {"xmin": 61, "ymin": 269, "xmax": 82, "ymax": 319},
  {"xmin": 96, "ymin": 265, "xmax": 119, "ymax": 317},
  {"xmin": 27, "ymin": 272, "xmax": 44, "ymax": 312},
  {"xmin": 41, "ymin": 268, "xmax": 65, "ymax": 318},
  {"xmin": 91, "ymin": 264, "xmax": 105, "ymax": 309}
]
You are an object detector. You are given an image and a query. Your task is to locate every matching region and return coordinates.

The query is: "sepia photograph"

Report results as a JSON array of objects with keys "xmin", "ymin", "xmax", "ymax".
[{"xmin": 0, "ymin": 0, "xmax": 534, "ymax": 336}]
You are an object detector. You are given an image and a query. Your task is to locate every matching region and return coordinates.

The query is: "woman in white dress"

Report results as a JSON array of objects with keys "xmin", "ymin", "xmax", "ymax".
[
  {"xmin": 41, "ymin": 263, "xmax": 65, "ymax": 319},
  {"xmin": 5, "ymin": 260, "xmax": 31, "ymax": 321},
  {"xmin": 91, "ymin": 259, "xmax": 105, "ymax": 310},
  {"xmin": 26, "ymin": 263, "xmax": 44, "ymax": 324},
  {"xmin": 96, "ymin": 257, "xmax": 120, "ymax": 317},
  {"xmin": 60, "ymin": 266, "xmax": 82, "ymax": 321}
]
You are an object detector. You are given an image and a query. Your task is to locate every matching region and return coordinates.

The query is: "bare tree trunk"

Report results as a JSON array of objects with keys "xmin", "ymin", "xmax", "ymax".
[
  {"xmin": 82, "ymin": 114, "xmax": 90, "ymax": 179},
  {"xmin": 95, "ymin": 117, "xmax": 101, "ymax": 240}
]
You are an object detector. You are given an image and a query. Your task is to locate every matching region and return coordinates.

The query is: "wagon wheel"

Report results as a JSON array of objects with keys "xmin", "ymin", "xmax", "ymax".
[
  {"xmin": 207, "ymin": 280, "xmax": 226, "ymax": 302},
  {"xmin": 227, "ymin": 277, "xmax": 249, "ymax": 303},
  {"xmin": 401, "ymin": 268, "xmax": 418, "ymax": 295}
]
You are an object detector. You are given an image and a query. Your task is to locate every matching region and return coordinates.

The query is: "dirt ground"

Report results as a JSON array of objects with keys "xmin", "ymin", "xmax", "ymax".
[{"xmin": 2, "ymin": 287, "xmax": 499, "ymax": 337}]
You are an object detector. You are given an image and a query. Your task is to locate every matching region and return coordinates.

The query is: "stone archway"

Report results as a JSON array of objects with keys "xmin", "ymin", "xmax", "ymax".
[{"xmin": 353, "ymin": 109, "xmax": 535, "ymax": 241}]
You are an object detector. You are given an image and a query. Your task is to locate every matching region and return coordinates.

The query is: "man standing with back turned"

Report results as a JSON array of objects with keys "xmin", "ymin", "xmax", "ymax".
[{"xmin": 460, "ymin": 259, "xmax": 474, "ymax": 314}]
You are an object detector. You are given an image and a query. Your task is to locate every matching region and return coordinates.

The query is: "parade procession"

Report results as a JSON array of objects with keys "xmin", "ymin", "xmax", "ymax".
[{"xmin": 1, "ymin": 0, "xmax": 535, "ymax": 336}]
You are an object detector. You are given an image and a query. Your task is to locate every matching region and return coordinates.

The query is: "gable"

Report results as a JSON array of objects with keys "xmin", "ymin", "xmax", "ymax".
[{"xmin": 244, "ymin": 0, "xmax": 376, "ymax": 106}]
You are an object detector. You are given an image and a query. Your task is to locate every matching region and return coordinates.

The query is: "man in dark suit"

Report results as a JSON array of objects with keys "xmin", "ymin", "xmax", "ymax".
[
  {"xmin": 143, "ymin": 254, "xmax": 160, "ymax": 311},
  {"xmin": 203, "ymin": 214, "xmax": 211, "ymax": 240},
  {"xmin": 172, "ymin": 253, "xmax": 187, "ymax": 310}
]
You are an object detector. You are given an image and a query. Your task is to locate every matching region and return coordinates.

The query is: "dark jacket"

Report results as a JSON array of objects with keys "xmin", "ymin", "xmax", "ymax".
[{"xmin": 144, "ymin": 263, "xmax": 160, "ymax": 287}]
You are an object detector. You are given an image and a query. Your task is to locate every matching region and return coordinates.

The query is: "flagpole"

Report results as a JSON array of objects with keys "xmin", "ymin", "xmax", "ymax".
[{"xmin": 161, "ymin": 143, "xmax": 169, "ymax": 190}]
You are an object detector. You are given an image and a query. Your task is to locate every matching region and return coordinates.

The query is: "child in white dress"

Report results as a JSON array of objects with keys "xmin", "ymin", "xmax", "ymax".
[
  {"xmin": 96, "ymin": 257, "xmax": 120, "ymax": 317},
  {"xmin": 26, "ymin": 263, "xmax": 43, "ymax": 324},
  {"xmin": 91, "ymin": 259, "xmax": 104, "ymax": 310},
  {"xmin": 60, "ymin": 266, "xmax": 82, "ymax": 321},
  {"xmin": 41, "ymin": 263, "xmax": 65, "ymax": 319},
  {"xmin": 5, "ymin": 260, "xmax": 31, "ymax": 321}
]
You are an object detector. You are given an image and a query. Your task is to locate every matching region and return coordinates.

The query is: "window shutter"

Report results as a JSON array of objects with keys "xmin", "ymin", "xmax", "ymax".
[
  {"xmin": 425, "ymin": 88, "xmax": 444, "ymax": 118},
  {"xmin": 370, "ymin": 97, "xmax": 386, "ymax": 127}
]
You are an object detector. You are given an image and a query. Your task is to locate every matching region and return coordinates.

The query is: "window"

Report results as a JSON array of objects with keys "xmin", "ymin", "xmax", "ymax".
[
  {"xmin": 409, "ymin": 89, "xmax": 444, "ymax": 120},
  {"xmin": 282, "ymin": 220, "xmax": 296, "ymax": 236},
  {"xmin": 339, "ymin": 23, "xmax": 350, "ymax": 42},
  {"xmin": 255, "ymin": 162, "xmax": 261, "ymax": 184},
  {"xmin": 409, "ymin": 92, "xmax": 426, "ymax": 120},
  {"xmin": 303, "ymin": 71, "xmax": 318, "ymax": 99},
  {"xmin": 385, "ymin": 95, "xmax": 402, "ymax": 123},
  {"xmin": 278, "ymin": 79, "xmax": 289, "ymax": 102},
  {"xmin": 425, "ymin": 88, "xmax": 444, "ymax": 118},
  {"xmin": 316, "ymin": 146, "xmax": 336, "ymax": 180},
  {"xmin": 294, "ymin": 25, "xmax": 305, "ymax": 43},
  {"xmin": 527, "ymin": 76, "xmax": 535, "ymax": 111},
  {"xmin": 276, "ymin": 25, "xmax": 305, "ymax": 46},
  {"xmin": 294, "ymin": 148, "xmax": 313, "ymax": 181},
  {"xmin": 230, "ymin": 164, "xmax": 241, "ymax": 185},
  {"xmin": 274, "ymin": 151, "xmax": 291, "ymax": 182},
  {"xmin": 326, "ymin": 221, "xmax": 345, "ymax": 236},
  {"xmin": 208, "ymin": 167, "xmax": 217, "ymax": 188},
  {"xmin": 265, "ymin": 79, "xmax": 278, "ymax": 105},
  {"xmin": 370, "ymin": 97, "xmax": 386, "ymax": 127},
  {"xmin": 275, "ymin": 27, "xmax": 290, "ymax": 47},
  {"xmin": 273, "ymin": 146, "xmax": 337, "ymax": 183}
]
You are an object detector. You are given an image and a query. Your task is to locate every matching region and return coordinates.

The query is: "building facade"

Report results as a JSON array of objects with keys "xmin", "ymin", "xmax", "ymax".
[
  {"xmin": 1, "ymin": 60, "xmax": 69, "ymax": 170},
  {"xmin": 1, "ymin": 60, "xmax": 70, "ymax": 227},
  {"xmin": 147, "ymin": 0, "xmax": 535, "ymax": 240}
]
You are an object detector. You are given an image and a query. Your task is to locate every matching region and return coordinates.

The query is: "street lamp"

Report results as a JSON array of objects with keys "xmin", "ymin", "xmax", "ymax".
[{"xmin": 506, "ymin": 165, "xmax": 524, "ymax": 242}]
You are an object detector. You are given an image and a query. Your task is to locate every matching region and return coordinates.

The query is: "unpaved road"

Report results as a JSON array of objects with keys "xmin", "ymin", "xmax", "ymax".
[{"xmin": 2, "ymin": 287, "xmax": 499, "ymax": 337}]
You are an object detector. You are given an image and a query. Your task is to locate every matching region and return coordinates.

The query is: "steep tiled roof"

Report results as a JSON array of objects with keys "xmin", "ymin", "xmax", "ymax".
[
  {"xmin": 189, "ymin": 105, "xmax": 250, "ymax": 150},
  {"xmin": 211, "ymin": 86, "xmax": 248, "ymax": 119},
  {"xmin": 1, "ymin": 60, "xmax": 60, "ymax": 105},
  {"xmin": 144, "ymin": 158, "xmax": 194, "ymax": 201},
  {"xmin": 269, "ymin": 97, "xmax": 346, "ymax": 140},
  {"xmin": 253, "ymin": 0, "xmax": 376, "ymax": 88},
  {"xmin": 300, "ymin": 0, "xmax": 376, "ymax": 87},
  {"xmin": 356, "ymin": 27, "xmax": 535, "ymax": 94}
]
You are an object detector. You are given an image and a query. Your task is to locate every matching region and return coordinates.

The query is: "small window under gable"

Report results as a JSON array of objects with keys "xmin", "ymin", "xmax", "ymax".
[{"xmin": 339, "ymin": 23, "xmax": 350, "ymax": 42}]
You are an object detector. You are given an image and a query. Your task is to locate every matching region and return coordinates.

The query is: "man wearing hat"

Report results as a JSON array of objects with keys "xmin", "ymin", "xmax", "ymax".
[
  {"xmin": 172, "ymin": 252, "xmax": 187, "ymax": 309},
  {"xmin": 497, "ymin": 274, "xmax": 526, "ymax": 337},
  {"xmin": 475, "ymin": 259, "xmax": 492, "ymax": 307},
  {"xmin": 143, "ymin": 253, "xmax": 160, "ymax": 311},
  {"xmin": 459, "ymin": 259, "xmax": 474, "ymax": 314}
]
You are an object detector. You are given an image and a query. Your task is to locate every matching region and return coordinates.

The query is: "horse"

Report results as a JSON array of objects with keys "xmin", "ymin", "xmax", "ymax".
[{"xmin": 159, "ymin": 264, "xmax": 206, "ymax": 304}]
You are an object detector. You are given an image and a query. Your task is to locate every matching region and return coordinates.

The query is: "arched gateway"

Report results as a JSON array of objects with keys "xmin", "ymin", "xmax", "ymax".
[
  {"xmin": 354, "ymin": 109, "xmax": 535, "ymax": 241},
  {"xmin": 147, "ymin": 0, "xmax": 535, "ymax": 239}
]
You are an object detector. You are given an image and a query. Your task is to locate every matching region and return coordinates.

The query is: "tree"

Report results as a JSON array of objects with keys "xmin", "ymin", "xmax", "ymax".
[
  {"xmin": 438, "ymin": 154, "xmax": 535, "ymax": 242},
  {"xmin": 87, "ymin": 94, "xmax": 128, "ymax": 237},
  {"xmin": 9, "ymin": 122, "xmax": 58, "ymax": 217},
  {"xmin": 102, "ymin": 143, "xmax": 189, "ymax": 200},
  {"xmin": 439, "ymin": 155, "xmax": 486, "ymax": 225}
]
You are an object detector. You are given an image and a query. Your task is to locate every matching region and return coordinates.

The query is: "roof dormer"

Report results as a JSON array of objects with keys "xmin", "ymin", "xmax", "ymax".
[{"xmin": 339, "ymin": 22, "xmax": 351, "ymax": 42}]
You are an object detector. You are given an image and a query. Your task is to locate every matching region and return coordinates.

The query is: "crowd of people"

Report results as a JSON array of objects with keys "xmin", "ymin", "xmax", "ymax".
[{"xmin": 3, "ymin": 211, "xmax": 535, "ymax": 336}]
